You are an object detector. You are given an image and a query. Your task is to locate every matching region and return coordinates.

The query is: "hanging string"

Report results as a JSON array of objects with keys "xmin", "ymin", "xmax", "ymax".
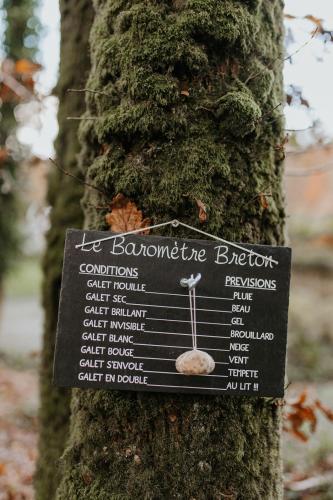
[
  {"xmin": 187, "ymin": 276, "xmax": 197, "ymax": 351},
  {"xmin": 76, "ymin": 220, "xmax": 176, "ymax": 248},
  {"xmin": 75, "ymin": 218, "xmax": 278, "ymax": 265},
  {"xmin": 192, "ymin": 286, "xmax": 197, "ymax": 350}
]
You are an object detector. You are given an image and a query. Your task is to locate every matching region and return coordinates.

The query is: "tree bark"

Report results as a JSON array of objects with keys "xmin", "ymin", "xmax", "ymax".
[
  {"xmin": 34, "ymin": 2, "xmax": 93, "ymax": 498},
  {"xmin": 57, "ymin": 1, "xmax": 286, "ymax": 498}
]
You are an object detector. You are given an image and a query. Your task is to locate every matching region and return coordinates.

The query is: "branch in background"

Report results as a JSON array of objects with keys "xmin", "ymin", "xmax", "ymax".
[
  {"xmin": 66, "ymin": 116, "xmax": 99, "ymax": 120},
  {"xmin": 48, "ymin": 158, "xmax": 109, "ymax": 198},
  {"xmin": 85, "ymin": 202, "xmax": 111, "ymax": 211},
  {"xmin": 67, "ymin": 88, "xmax": 111, "ymax": 97},
  {"xmin": 0, "ymin": 70, "xmax": 33, "ymax": 101},
  {"xmin": 285, "ymin": 126, "xmax": 314, "ymax": 132},
  {"xmin": 285, "ymin": 13, "xmax": 333, "ymax": 41},
  {"xmin": 286, "ymin": 144, "xmax": 333, "ymax": 156},
  {"xmin": 245, "ymin": 28, "xmax": 319, "ymax": 85},
  {"xmin": 285, "ymin": 473, "xmax": 333, "ymax": 494},
  {"xmin": 286, "ymin": 161, "xmax": 333, "ymax": 177},
  {"xmin": 257, "ymin": 103, "xmax": 282, "ymax": 125},
  {"xmin": 284, "ymin": 28, "xmax": 319, "ymax": 62}
]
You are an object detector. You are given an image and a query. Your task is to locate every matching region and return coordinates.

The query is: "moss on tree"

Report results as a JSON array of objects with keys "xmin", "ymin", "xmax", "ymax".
[
  {"xmin": 34, "ymin": 2, "xmax": 93, "ymax": 499},
  {"xmin": 57, "ymin": 0, "xmax": 286, "ymax": 498}
]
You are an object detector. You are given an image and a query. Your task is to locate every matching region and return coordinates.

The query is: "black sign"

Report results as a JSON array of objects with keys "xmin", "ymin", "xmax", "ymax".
[{"xmin": 53, "ymin": 228, "xmax": 291, "ymax": 397}]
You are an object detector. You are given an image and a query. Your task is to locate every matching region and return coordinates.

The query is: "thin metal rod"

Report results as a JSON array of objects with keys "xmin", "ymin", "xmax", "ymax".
[
  {"xmin": 176, "ymin": 221, "xmax": 278, "ymax": 265},
  {"xmin": 75, "ymin": 220, "xmax": 177, "ymax": 249},
  {"xmin": 189, "ymin": 287, "xmax": 195, "ymax": 350},
  {"xmin": 192, "ymin": 287, "xmax": 197, "ymax": 350},
  {"xmin": 74, "ymin": 218, "xmax": 278, "ymax": 265}
]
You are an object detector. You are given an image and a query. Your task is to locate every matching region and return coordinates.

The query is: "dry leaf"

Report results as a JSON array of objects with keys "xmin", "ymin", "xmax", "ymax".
[
  {"xmin": 259, "ymin": 193, "xmax": 269, "ymax": 210},
  {"xmin": 196, "ymin": 199, "xmax": 207, "ymax": 223},
  {"xmin": 105, "ymin": 193, "xmax": 151, "ymax": 234},
  {"xmin": 0, "ymin": 148, "xmax": 8, "ymax": 164},
  {"xmin": 286, "ymin": 94, "xmax": 293, "ymax": 106},
  {"xmin": 283, "ymin": 391, "xmax": 333, "ymax": 442},
  {"xmin": 99, "ymin": 143, "xmax": 111, "ymax": 155},
  {"xmin": 0, "ymin": 58, "xmax": 41, "ymax": 102},
  {"xmin": 312, "ymin": 234, "xmax": 333, "ymax": 248},
  {"xmin": 300, "ymin": 96, "xmax": 310, "ymax": 108},
  {"xmin": 295, "ymin": 390, "xmax": 307, "ymax": 406},
  {"xmin": 315, "ymin": 400, "xmax": 333, "ymax": 421},
  {"xmin": 284, "ymin": 13, "xmax": 297, "ymax": 20},
  {"xmin": 15, "ymin": 59, "xmax": 42, "ymax": 75},
  {"xmin": 304, "ymin": 14, "xmax": 324, "ymax": 28},
  {"xmin": 304, "ymin": 15, "xmax": 324, "ymax": 36},
  {"xmin": 180, "ymin": 80, "xmax": 190, "ymax": 97},
  {"xmin": 230, "ymin": 61, "xmax": 240, "ymax": 78}
]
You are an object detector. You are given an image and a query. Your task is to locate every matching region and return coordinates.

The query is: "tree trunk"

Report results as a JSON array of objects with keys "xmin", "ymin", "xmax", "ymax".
[
  {"xmin": 57, "ymin": 1, "xmax": 286, "ymax": 498},
  {"xmin": 34, "ymin": 2, "xmax": 93, "ymax": 498}
]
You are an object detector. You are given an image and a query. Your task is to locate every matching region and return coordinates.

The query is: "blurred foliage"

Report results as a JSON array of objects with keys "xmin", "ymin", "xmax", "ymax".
[
  {"xmin": 0, "ymin": 0, "xmax": 41, "ymax": 283},
  {"xmin": 4, "ymin": 255, "xmax": 42, "ymax": 298},
  {"xmin": 287, "ymin": 245, "xmax": 333, "ymax": 382},
  {"xmin": 2, "ymin": 0, "xmax": 41, "ymax": 61}
]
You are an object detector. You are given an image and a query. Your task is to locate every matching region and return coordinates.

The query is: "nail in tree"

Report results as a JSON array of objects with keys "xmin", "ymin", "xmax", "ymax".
[
  {"xmin": 35, "ymin": 2, "xmax": 93, "ymax": 499},
  {"xmin": 57, "ymin": 1, "xmax": 286, "ymax": 497}
]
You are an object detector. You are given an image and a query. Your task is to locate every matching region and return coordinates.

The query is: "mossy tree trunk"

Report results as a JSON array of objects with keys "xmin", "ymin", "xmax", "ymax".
[
  {"xmin": 35, "ymin": 2, "xmax": 93, "ymax": 499},
  {"xmin": 57, "ymin": 1, "xmax": 286, "ymax": 498}
]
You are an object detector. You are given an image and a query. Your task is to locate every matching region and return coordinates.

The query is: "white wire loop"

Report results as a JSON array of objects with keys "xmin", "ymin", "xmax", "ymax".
[
  {"xmin": 190, "ymin": 286, "xmax": 197, "ymax": 350},
  {"xmin": 75, "ymin": 218, "xmax": 278, "ymax": 265},
  {"xmin": 180, "ymin": 273, "xmax": 201, "ymax": 350}
]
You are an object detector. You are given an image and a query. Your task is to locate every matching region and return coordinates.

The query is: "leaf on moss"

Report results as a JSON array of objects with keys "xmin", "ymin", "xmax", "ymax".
[
  {"xmin": 0, "ymin": 148, "xmax": 8, "ymax": 164},
  {"xmin": 259, "ymin": 193, "xmax": 269, "ymax": 210},
  {"xmin": 180, "ymin": 81, "xmax": 190, "ymax": 97},
  {"xmin": 105, "ymin": 194, "xmax": 151, "ymax": 234},
  {"xmin": 196, "ymin": 199, "xmax": 207, "ymax": 223},
  {"xmin": 99, "ymin": 143, "xmax": 111, "ymax": 155}
]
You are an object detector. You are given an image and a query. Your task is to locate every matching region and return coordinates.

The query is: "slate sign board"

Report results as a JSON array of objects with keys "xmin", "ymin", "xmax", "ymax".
[{"xmin": 53, "ymin": 228, "xmax": 291, "ymax": 397}]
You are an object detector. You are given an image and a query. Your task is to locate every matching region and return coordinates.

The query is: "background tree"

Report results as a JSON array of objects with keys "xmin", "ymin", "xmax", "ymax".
[
  {"xmin": 34, "ymin": 1, "xmax": 93, "ymax": 498},
  {"xmin": 57, "ymin": 0, "xmax": 286, "ymax": 498},
  {"xmin": 0, "ymin": 0, "xmax": 39, "ymax": 292}
]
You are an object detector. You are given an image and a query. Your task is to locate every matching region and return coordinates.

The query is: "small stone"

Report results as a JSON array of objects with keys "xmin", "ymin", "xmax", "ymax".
[
  {"xmin": 175, "ymin": 349, "xmax": 215, "ymax": 375},
  {"xmin": 198, "ymin": 461, "xmax": 212, "ymax": 473}
]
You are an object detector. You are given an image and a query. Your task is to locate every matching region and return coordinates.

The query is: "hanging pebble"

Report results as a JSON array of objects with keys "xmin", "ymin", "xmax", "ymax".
[{"xmin": 176, "ymin": 349, "xmax": 215, "ymax": 375}]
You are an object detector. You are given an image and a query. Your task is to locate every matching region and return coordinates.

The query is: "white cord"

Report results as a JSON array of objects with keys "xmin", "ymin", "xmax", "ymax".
[
  {"xmin": 75, "ymin": 218, "xmax": 278, "ymax": 265},
  {"xmin": 75, "ymin": 220, "xmax": 176, "ymax": 249},
  {"xmin": 188, "ymin": 276, "xmax": 197, "ymax": 351},
  {"xmin": 192, "ymin": 286, "xmax": 197, "ymax": 350},
  {"xmin": 177, "ymin": 221, "xmax": 278, "ymax": 265}
]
